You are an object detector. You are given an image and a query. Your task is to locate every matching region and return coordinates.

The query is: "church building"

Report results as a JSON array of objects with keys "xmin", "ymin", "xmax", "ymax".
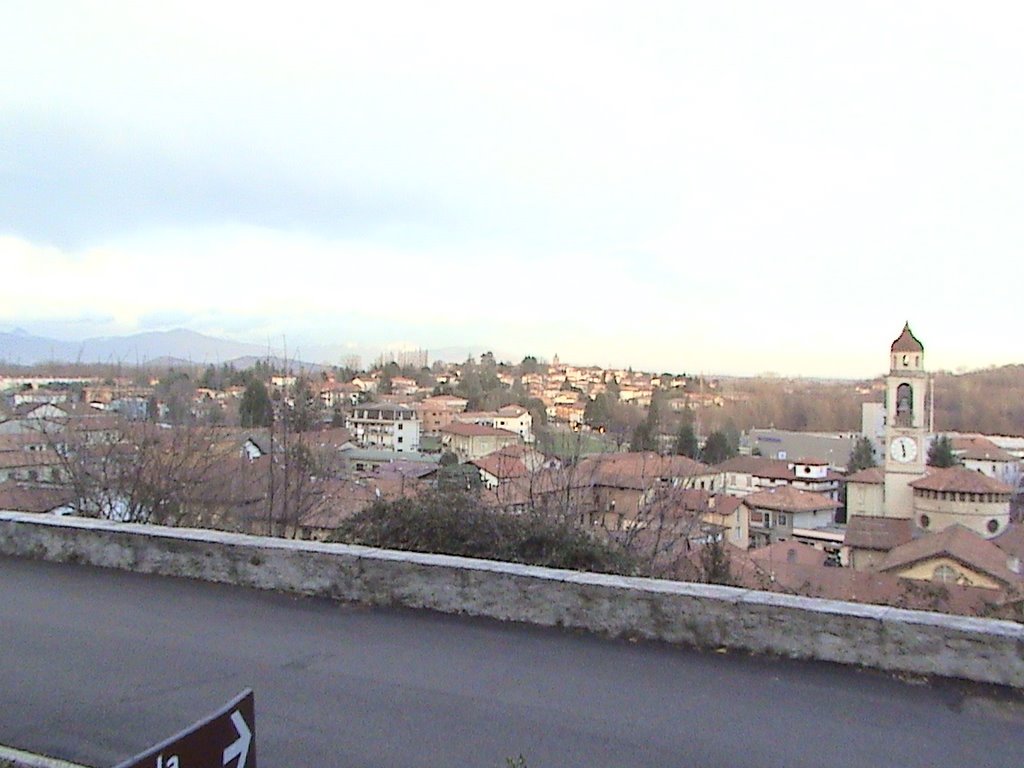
[{"xmin": 847, "ymin": 324, "xmax": 1013, "ymax": 539}]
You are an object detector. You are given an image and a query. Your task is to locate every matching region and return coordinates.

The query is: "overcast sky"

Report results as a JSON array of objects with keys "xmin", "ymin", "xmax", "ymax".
[{"xmin": 1, "ymin": 2, "xmax": 1021, "ymax": 377}]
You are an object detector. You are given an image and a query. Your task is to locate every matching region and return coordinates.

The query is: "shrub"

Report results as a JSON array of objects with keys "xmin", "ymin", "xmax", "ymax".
[{"xmin": 329, "ymin": 488, "xmax": 635, "ymax": 575}]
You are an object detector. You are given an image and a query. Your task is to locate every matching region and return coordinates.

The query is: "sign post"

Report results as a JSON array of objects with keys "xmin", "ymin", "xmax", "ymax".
[{"xmin": 113, "ymin": 689, "xmax": 255, "ymax": 768}]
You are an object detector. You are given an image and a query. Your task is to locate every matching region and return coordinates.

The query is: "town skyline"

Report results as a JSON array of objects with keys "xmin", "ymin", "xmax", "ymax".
[{"xmin": 0, "ymin": 321, "xmax": 1016, "ymax": 381}]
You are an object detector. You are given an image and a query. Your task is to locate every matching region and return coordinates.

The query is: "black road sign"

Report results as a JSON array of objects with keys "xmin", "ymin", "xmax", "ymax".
[{"xmin": 113, "ymin": 689, "xmax": 255, "ymax": 768}]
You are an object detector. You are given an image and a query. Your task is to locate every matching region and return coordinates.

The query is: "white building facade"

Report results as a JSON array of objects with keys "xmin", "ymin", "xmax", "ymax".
[{"xmin": 345, "ymin": 404, "xmax": 421, "ymax": 453}]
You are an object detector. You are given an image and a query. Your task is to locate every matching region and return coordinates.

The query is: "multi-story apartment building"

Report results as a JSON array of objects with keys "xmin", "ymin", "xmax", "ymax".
[{"xmin": 345, "ymin": 403, "xmax": 420, "ymax": 452}]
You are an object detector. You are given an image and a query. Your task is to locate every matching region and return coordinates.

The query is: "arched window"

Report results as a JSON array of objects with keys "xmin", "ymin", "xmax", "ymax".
[
  {"xmin": 932, "ymin": 564, "xmax": 959, "ymax": 584},
  {"xmin": 895, "ymin": 383, "xmax": 913, "ymax": 427}
]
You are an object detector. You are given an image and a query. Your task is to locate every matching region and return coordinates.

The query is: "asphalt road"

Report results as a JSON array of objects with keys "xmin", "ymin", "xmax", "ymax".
[{"xmin": 2, "ymin": 556, "xmax": 1023, "ymax": 768}]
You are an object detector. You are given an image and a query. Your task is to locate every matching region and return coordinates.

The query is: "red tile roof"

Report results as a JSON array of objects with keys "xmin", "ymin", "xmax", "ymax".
[
  {"xmin": 844, "ymin": 515, "xmax": 914, "ymax": 551},
  {"xmin": 909, "ymin": 466, "xmax": 1013, "ymax": 494},
  {"xmin": 845, "ymin": 467, "xmax": 885, "ymax": 485},
  {"xmin": 713, "ymin": 456, "xmax": 789, "ymax": 475},
  {"xmin": 711, "ymin": 495, "xmax": 744, "ymax": 516},
  {"xmin": 0, "ymin": 482, "xmax": 74, "ymax": 513},
  {"xmin": 731, "ymin": 557, "xmax": 1010, "ymax": 617},
  {"xmin": 577, "ymin": 452, "xmax": 710, "ymax": 490},
  {"xmin": 743, "ymin": 485, "xmax": 840, "ymax": 513},
  {"xmin": 298, "ymin": 477, "xmax": 414, "ymax": 530},
  {"xmin": 952, "ymin": 436, "xmax": 1016, "ymax": 463},
  {"xmin": 470, "ymin": 454, "xmax": 528, "ymax": 480},
  {"xmin": 992, "ymin": 523, "xmax": 1024, "ymax": 562},
  {"xmin": 749, "ymin": 540, "xmax": 828, "ymax": 568},
  {"xmin": 441, "ymin": 423, "xmax": 519, "ymax": 438},
  {"xmin": 0, "ymin": 452, "xmax": 61, "ymax": 469}
]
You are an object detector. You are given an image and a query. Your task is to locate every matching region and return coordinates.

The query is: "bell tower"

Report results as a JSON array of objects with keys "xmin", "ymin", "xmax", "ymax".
[{"xmin": 883, "ymin": 323, "xmax": 928, "ymax": 518}]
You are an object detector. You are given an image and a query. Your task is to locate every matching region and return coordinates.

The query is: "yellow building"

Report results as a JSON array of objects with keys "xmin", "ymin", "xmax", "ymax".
[{"xmin": 878, "ymin": 524, "xmax": 1020, "ymax": 590}]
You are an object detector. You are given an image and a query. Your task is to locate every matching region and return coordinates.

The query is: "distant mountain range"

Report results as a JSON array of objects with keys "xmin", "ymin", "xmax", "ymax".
[{"xmin": 0, "ymin": 328, "xmax": 495, "ymax": 369}]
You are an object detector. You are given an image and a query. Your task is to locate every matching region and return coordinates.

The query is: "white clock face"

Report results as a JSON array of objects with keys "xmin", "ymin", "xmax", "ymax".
[{"xmin": 890, "ymin": 436, "xmax": 918, "ymax": 463}]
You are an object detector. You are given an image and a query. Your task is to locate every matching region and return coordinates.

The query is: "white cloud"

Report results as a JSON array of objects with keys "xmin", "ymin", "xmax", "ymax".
[{"xmin": 1, "ymin": 3, "xmax": 1023, "ymax": 376}]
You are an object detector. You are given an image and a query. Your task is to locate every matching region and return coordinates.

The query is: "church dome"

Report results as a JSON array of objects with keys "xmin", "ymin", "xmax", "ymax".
[{"xmin": 890, "ymin": 323, "xmax": 924, "ymax": 353}]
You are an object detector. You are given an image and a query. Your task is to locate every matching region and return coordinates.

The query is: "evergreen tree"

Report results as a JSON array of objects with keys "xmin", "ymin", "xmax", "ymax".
[
  {"xmin": 701, "ymin": 431, "xmax": 734, "ymax": 465},
  {"xmin": 847, "ymin": 436, "xmax": 877, "ymax": 473},
  {"xmin": 604, "ymin": 376, "xmax": 621, "ymax": 402},
  {"xmin": 631, "ymin": 392, "xmax": 665, "ymax": 452},
  {"xmin": 239, "ymin": 380, "xmax": 273, "ymax": 428},
  {"xmin": 290, "ymin": 377, "xmax": 318, "ymax": 433},
  {"xmin": 673, "ymin": 423, "xmax": 699, "ymax": 458},
  {"xmin": 584, "ymin": 393, "xmax": 613, "ymax": 431},
  {"xmin": 927, "ymin": 435, "xmax": 960, "ymax": 468},
  {"xmin": 631, "ymin": 421, "xmax": 658, "ymax": 452}
]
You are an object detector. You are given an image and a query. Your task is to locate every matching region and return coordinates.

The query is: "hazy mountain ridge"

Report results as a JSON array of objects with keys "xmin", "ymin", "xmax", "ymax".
[
  {"xmin": 0, "ymin": 328, "xmax": 495, "ymax": 369},
  {"xmin": 0, "ymin": 329, "xmax": 267, "ymax": 365}
]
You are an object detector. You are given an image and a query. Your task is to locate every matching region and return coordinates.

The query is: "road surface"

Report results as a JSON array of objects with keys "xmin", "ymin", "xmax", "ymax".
[{"xmin": 1, "ymin": 556, "xmax": 1022, "ymax": 768}]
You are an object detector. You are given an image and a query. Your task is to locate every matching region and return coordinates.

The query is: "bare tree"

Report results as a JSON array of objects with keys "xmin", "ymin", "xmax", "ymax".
[{"xmin": 47, "ymin": 414, "xmax": 224, "ymax": 525}]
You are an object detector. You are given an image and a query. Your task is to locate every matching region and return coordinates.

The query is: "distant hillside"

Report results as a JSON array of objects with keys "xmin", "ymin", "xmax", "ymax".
[
  {"xmin": 0, "ymin": 328, "xmax": 500, "ymax": 369},
  {"xmin": 933, "ymin": 365, "xmax": 1024, "ymax": 437},
  {"xmin": 0, "ymin": 329, "xmax": 79, "ymax": 364},
  {"xmin": 0, "ymin": 328, "xmax": 268, "ymax": 365},
  {"xmin": 700, "ymin": 365, "xmax": 1024, "ymax": 438}
]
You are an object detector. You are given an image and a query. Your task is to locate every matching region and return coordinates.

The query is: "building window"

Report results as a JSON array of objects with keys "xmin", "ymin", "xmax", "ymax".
[
  {"xmin": 932, "ymin": 564, "xmax": 959, "ymax": 584},
  {"xmin": 397, "ymin": 436, "xmax": 403, "ymax": 444},
  {"xmin": 919, "ymin": 514, "xmax": 930, "ymax": 529},
  {"xmin": 987, "ymin": 519, "xmax": 999, "ymax": 534},
  {"xmin": 778, "ymin": 513, "xmax": 787, "ymax": 526}
]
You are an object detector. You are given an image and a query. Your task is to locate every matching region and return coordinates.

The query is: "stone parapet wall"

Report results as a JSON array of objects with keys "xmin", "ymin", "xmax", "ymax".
[{"xmin": 1, "ymin": 512, "xmax": 1021, "ymax": 687}]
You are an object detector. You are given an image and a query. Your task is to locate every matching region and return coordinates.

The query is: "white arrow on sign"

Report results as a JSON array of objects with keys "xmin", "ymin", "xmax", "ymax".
[{"xmin": 222, "ymin": 710, "xmax": 252, "ymax": 768}]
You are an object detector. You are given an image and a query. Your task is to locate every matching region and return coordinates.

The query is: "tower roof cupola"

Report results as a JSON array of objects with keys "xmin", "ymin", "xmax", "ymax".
[{"xmin": 890, "ymin": 323, "xmax": 924, "ymax": 354}]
